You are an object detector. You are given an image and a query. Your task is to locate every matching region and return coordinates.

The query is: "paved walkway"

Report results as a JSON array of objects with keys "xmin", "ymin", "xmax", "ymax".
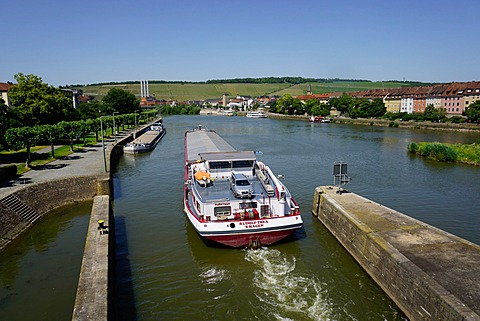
[
  {"xmin": 0, "ymin": 121, "xmax": 156, "ymax": 200},
  {"xmin": 0, "ymin": 135, "xmax": 124, "ymax": 199}
]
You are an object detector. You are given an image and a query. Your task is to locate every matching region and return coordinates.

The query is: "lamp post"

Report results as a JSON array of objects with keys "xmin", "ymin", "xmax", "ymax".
[
  {"xmin": 112, "ymin": 111, "xmax": 118, "ymax": 143},
  {"xmin": 99, "ymin": 116, "xmax": 107, "ymax": 173},
  {"xmin": 134, "ymin": 110, "xmax": 139, "ymax": 139}
]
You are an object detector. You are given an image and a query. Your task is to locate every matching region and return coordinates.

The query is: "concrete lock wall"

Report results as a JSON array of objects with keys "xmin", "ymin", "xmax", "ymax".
[
  {"xmin": 72, "ymin": 195, "xmax": 112, "ymax": 321},
  {"xmin": 312, "ymin": 186, "xmax": 480, "ymax": 321},
  {"xmin": 0, "ymin": 175, "xmax": 106, "ymax": 251}
]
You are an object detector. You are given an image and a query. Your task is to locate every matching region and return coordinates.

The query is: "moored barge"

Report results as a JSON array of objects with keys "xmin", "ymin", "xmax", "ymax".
[{"xmin": 124, "ymin": 123, "xmax": 165, "ymax": 154}]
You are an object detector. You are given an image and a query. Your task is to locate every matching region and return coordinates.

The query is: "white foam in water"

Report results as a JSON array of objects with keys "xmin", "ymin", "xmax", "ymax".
[
  {"xmin": 199, "ymin": 266, "xmax": 229, "ymax": 285},
  {"xmin": 245, "ymin": 248, "xmax": 334, "ymax": 320}
]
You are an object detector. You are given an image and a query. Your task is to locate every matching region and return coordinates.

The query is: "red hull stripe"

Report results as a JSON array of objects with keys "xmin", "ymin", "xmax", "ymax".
[
  {"xmin": 204, "ymin": 229, "xmax": 298, "ymax": 247},
  {"xmin": 197, "ymin": 223, "xmax": 303, "ymax": 236}
]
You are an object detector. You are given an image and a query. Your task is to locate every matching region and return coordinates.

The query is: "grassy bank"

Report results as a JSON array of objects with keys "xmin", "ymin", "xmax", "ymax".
[{"xmin": 408, "ymin": 141, "xmax": 480, "ymax": 165}]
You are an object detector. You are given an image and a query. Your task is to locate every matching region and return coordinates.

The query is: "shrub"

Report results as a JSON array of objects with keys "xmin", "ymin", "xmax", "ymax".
[
  {"xmin": 449, "ymin": 116, "xmax": 466, "ymax": 123},
  {"xmin": 418, "ymin": 143, "xmax": 458, "ymax": 162},
  {"xmin": 0, "ymin": 164, "xmax": 17, "ymax": 181},
  {"xmin": 408, "ymin": 142, "xmax": 418, "ymax": 153},
  {"xmin": 389, "ymin": 121, "xmax": 399, "ymax": 128}
]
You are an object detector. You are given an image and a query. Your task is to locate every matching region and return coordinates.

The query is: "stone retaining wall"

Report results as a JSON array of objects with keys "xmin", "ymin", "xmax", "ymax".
[
  {"xmin": 0, "ymin": 175, "xmax": 106, "ymax": 251},
  {"xmin": 312, "ymin": 186, "xmax": 480, "ymax": 321}
]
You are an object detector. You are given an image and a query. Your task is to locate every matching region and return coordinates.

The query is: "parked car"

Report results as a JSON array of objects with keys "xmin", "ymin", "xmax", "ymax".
[{"xmin": 230, "ymin": 172, "xmax": 254, "ymax": 198}]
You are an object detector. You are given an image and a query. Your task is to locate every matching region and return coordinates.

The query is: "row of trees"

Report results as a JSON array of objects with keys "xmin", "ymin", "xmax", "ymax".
[
  {"xmin": 269, "ymin": 94, "xmax": 330, "ymax": 116},
  {"xmin": 269, "ymin": 92, "xmax": 480, "ymax": 123},
  {"xmin": 159, "ymin": 104, "xmax": 201, "ymax": 115},
  {"xmin": 1, "ymin": 73, "xmax": 142, "ymax": 151},
  {"xmin": 329, "ymin": 94, "xmax": 386, "ymax": 118},
  {"xmin": 5, "ymin": 110, "xmax": 156, "ymax": 167},
  {"xmin": 269, "ymin": 93, "xmax": 386, "ymax": 118}
]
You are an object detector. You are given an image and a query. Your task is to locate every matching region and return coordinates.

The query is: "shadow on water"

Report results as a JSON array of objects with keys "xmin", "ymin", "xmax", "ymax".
[{"xmin": 115, "ymin": 216, "xmax": 137, "ymax": 321}]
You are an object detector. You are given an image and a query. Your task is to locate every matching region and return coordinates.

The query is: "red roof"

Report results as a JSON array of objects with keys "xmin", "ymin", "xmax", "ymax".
[{"xmin": 0, "ymin": 82, "xmax": 11, "ymax": 92}]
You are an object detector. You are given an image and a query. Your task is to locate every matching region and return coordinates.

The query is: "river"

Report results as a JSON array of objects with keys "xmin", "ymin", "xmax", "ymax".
[{"xmin": 1, "ymin": 115, "xmax": 479, "ymax": 320}]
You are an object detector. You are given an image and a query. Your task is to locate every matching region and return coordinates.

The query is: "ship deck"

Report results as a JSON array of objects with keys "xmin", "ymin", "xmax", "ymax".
[
  {"xmin": 193, "ymin": 178, "xmax": 266, "ymax": 203},
  {"xmin": 131, "ymin": 130, "xmax": 162, "ymax": 145},
  {"xmin": 185, "ymin": 129, "xmax": 235, "ymax": 163}
]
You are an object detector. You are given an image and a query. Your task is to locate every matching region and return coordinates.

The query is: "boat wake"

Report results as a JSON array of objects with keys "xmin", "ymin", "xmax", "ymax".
[
  {"xmin": 199, "ymin": 266, "xmax": 229, "ymax": 285},
  {"xmin": 245, "ymin": 248, "xmax": 334, "ymax": 320}
]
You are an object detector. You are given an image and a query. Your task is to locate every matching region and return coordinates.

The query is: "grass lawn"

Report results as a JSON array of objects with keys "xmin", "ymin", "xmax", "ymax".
[{"xmin": 452, "ymin": 143, "xmax": 480, "ymax": 165}]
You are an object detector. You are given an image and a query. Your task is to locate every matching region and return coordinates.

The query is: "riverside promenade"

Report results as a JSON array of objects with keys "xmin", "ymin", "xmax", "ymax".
[{"xmin": 0, "ymin": 140, "xmax": 111, "ymax": 200}]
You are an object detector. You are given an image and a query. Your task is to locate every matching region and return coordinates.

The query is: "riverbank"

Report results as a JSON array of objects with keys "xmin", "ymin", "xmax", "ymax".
[
  {"xmin": 265, "ymin": 112, "xmax": 480, "ymax": 132},
  {"xmin": 0, "ymin": 119, "xmax": 161, "ymax": 251},
  {"xmin": 333, "ymin": 116, "xmax": 480, "ymax": 132}
]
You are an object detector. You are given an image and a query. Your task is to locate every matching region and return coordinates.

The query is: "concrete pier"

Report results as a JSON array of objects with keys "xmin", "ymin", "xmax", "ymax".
[
  {"xmin": 72, "ymin": 195, "xmax": 112, "ymax": 320},
  {"xmin": 312, "ymin": 186, "xmax": 480, "ymax": 321}
]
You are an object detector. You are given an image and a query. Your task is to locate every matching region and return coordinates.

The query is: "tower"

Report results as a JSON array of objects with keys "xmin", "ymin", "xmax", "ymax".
[{"xmin": 140, "ymin": 80, "xmax": 149, "ymax": 98}]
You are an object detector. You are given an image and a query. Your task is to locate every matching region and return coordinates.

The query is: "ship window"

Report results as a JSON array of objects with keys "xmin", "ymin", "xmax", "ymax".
[
  {"xmin": 240, "ymin": 202, "xmax": 257, "ymax": 209},
  {"xmin": 214, "ymin": 206, "xmax": 231, "ymax": 217},
  {"xmin": 232, "ymin": 160, "xmax": 254, "ymax": 168},
  {"xmin": 209, "ymin": 161, "xmax": 231, "ymax": 169}
]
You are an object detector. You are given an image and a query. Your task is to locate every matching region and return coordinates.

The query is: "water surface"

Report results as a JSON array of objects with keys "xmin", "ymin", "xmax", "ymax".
[{"xmin": 113, "ymin": 115, "xmax": 480, "ymax": 320}]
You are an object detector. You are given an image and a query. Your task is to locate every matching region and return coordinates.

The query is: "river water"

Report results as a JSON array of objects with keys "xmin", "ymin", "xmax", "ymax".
[{"xmin": 1, "ymin": 115, "xmax": 479, "ymax": 320}]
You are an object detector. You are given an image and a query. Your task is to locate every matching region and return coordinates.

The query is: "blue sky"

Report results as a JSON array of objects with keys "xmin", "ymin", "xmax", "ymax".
[{"xmin": 2, "ymin": 0, "xmax": 479, "ymax": 86}]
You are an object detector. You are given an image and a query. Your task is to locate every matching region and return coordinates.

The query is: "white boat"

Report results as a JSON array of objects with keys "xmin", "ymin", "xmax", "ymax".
[
  {"xmin": 246, "ymin": 111, "xmax": 267, "ymax": 118},
  {"xmin": 183, "ymin": 125, "xmax": 303, "ymax": 248},
  {"xmin": 124, "ymin": 123, "xmax": 165, "ymax": 154},
  {"xmin": 218, "ymin": 109, "xmax": 234, "ymax": 116},
  {"xmin": 309, "ymin": 116, "xmax": 331, "ymax": 123}
]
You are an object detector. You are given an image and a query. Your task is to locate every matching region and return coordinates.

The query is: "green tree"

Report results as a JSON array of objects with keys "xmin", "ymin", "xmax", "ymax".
[
  {"xmin": 75, "ymin": 120, "xmax": 94, "ymax": 146},
  {"xmin": 267, "ymin": 100, "xmax": 279, "ymax": 113},
  {"xmin": 367, "ymin": 98, "xmax": 387, "ymax": 117},
  {"xmin": 102, "ymin": 88, "xmax": 139, "ymax": 114},
  {"xmin": 77, "ymin": 100, "xmax": 102, "ymax": 120},
  {"xmin": 0, "ymin": 97, "xmax": 11, "ymax": 150},
  {"xmin": 304, "ymin": 99, "xmax": 319, "ymax": 115},
  {"xmin": 8, "ymin": 73, "xmax": 75, "ymax": 126},
  {"xmin": 275, "ymin": 94, "xmax": 302, "ymax": 115},
  {"xmin": 350, "ymin": 98, "xmax": 370, "ymax": 118},
  {"xmin": 5, "ymin": 126, "xmax": 42, "ymax": 167},
  {"xmin": 329, "ymin": 93, "xmax": 354, "ymax": 115},
  {"xmin": 465, "ymin": 100, "xmax": 480, "ymax": 123},
  {"xmin": 311, "ymin": 103, "xmax": 330, "ymax": 117},
  {"xmin": 38, "ymin": 124, "xmax": 62, "ymax": 158},
  {"xmin": 424, "ymin": 104, "xmax": 446, "ymax": 122},
  {"xmin": 58, "ymin": 121, "xmax": 82, "ymax": 151}
]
